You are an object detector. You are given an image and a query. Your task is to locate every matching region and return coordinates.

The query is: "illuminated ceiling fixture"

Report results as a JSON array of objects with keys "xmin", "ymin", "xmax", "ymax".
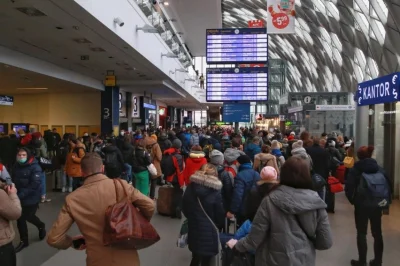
[
  {"xmin": 136, "ymin": 24, "xmax": 158, "ymax": 33},
  {"xmin": 161, "ymin": 52, "xmax": 178, "ymax": 58},
  {"xmin": 158, "ymin": 1, "xmax": 169, "ymax": 6}
]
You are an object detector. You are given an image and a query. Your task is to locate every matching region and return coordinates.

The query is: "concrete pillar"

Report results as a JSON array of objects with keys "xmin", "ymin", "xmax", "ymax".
[
  {"xmin": 355, "ymin": 105, "xmax": 369, "ymax": 152},
  {"xmin": 101, "ymin": 86, "xmax": 120, "ymax": 136}
]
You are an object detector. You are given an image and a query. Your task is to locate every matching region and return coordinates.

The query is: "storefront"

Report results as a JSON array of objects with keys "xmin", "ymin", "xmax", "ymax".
[
  {"xmin": 158, "ymin": 106, "xmax": 167, "ymax": 129},
  {"xmin": 356, "ymin": 72, "xmax": 400, "ymax": 198}
]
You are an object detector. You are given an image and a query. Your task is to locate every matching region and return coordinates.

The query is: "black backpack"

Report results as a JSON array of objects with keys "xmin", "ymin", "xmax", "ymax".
[
  {"xmin": 104, "ymin": 152, "xmax": 118, "ymax": 168},
  {"xmin": 56, "ymin": 141, "xmax": 69, "ymax": 165}
]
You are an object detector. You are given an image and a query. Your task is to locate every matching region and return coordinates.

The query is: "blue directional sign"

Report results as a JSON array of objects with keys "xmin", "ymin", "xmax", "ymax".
[
  {"xmin": 357, "ymin": 72, "xmax": 400, "ymax": 106},
  {"xmin": 222, "ymin": 103, "xmax": 251, "ymax": 122}
]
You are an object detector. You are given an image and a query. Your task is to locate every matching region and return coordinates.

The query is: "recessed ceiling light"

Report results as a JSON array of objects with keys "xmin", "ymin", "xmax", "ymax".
[
  {"xmin": 73, "ymin": 38, "xmax": 92, "ymax": 44},
  {"xmin": 16, "ymin": 7, "xmax": 46, "ymax": 17},
  {"xmin": 108, "ymin": 56, "xmax": 114, "ymax": 59},
  {"xmin": 72, "ymin": 26, "xmax": 79, "ymax": 30},
  {"xmin": 17, "ymin": 88, "xmax": 48, "ymax": 90},
  {"xmin": 90, "ymin": 47, "xmax": 106, "ymax": 52},
  {"xmin": 63, "ymin": 57, "xmax": 68, "ymax": 59},
  {"xmin": 56, "ymin": 26, "xmax": 63, "ymax": 30}
]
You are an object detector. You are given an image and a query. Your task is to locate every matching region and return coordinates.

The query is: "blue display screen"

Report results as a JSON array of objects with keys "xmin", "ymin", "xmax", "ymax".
[
  {"xmin": 222, "ymin": 103, "xmax": 251, "ymax": 122},
  {"xmin": 206, "ymin": 67, "xmax": 268, "ymax": 102},
  {"xmin": 206, "ymin": 28, "xmax": 268, "ymax": 64}
]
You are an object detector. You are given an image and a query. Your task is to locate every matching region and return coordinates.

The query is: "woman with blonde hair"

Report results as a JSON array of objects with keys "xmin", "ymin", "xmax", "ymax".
[{"xmin": 182, "ymin": 163, "xmax": 225, "ymax": 266}]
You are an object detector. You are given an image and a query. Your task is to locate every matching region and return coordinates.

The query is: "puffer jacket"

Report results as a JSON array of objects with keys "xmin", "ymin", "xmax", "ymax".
[
  {"xmin": 229, "ymin": 163, "xmax": 261, "ymax": 216},
  {"xmin": 0, "ymin": 181, "xmax": 22, "ymax": 247},
  {"xmin": 190, "ymin": 133, "xmax": 200, "ymax": 146},
  {"xmin": 182, "ymin": 171, "xmax": 225, "ymax": 256},
  {"xmin": 158, "ymin": 135, "xmax": 172, "ymax": 153},
  {"xmin": 183, "ymin": 152, "xmax": 207, "ymax": 185},
  {"xmin": 235, "ymin": 185, "xmax": 333, "ymax": 266},
  {"xmin": 245, "ymin": 143, "xmax": 261, "ymax": 161},
  {"xmin": 219, "ymin": 164, "xmax": 238, "ymax": 211},
  {"xmin": 253, "ymin": 153, "xmax": 280, "ymax": 175},
  {"xmin": 13, "ymin": 157, "xmax": 42, "ymax": 206}
]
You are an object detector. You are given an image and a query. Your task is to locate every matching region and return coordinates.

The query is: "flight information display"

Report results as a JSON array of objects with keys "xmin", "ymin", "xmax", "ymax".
[
  {"xmin": 206, "ymin": 28, "xmax": 268, "ymax": 64},
  {"xmin": 206, "ymin": 67, "xmax": 268, "ymax": 102}
]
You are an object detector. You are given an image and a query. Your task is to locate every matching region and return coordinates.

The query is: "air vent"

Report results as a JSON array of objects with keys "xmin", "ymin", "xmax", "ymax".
[
  {"xmin": 73, "ymin": 38, "xmax": 92, "ymax": 44},
  {"xmin": 90, "ymin": 47, "xmax": 106, "ymax": 52},
  {"xmin": 16, "ymin": 7, "xmax": 46, "ymax": 17}
]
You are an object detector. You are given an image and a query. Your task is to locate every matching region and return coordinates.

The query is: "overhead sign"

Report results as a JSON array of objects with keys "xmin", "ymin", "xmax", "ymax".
[
  {"xmin": 288, "ymin": 106, "xmax": 303, "ymax": 113},
  {"xmin": 315, "ymin": 105, "xmax": 355, "ymax": 111},
  {"xmin": 267, "ymin": 0, "xmax": 296, "ymax": 34},
  {"xmin": 357, "ymin": 73, "xmax": 400, "ymax": 106},
  {"xmin": 206, "ymin": 28, "xmax": 268, "ymax": 64},
  {"xmin": 119, "ymin": 91, "xmax": 127, "ymax": 118},
  {"xmin": 206, "ymin": 67, "xmax": 268, "ymax": 102},
  {"xmin": 0, "ymin": 95, "xmax": 13, "ymax": 106},
  {"xmin": 131, "ymin": 95, "xmax": 140, "ymax": 118},
  {"xmin": 248, "ymin": 19, "xmax": 265, "ymax": 28},
  {"xmin": 303, "ymin": 95, "xmax": 312, "ymax": 104},
  {"xmin": 222, "ymin": 103, "xmax": 251, "ymax": 122}
]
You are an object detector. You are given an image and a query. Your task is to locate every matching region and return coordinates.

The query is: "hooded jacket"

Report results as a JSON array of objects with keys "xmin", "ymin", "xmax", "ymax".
[
  {"xmin": 253, "ymin": 153, "xmax": 280, "ymax": 175},
  {"xmin": 190, "ymin": 133, "xmax": 200, "ymax": 147},
  {"xmin": 13, "ymin": 157, "xmax": 42, "ymax": 206},
  {"xmin": 158, "ymin": 135, "xmax": 172, "ymax": 153},
  {"xmin": 245, "ymin": 143, "xmax": 261, "ymax": 161},
  {"xmin": 182, "ymin": 171, "xmax": 224, "ymax": 256},
  {"xmin": 235, "ymin": 185, "xmax": 332, "ymax": 266},
  {"xmin": 183, "ymin": 152, "xmax": 207, "ymax": 185},
  {"xmin": 224, "ymin": 148, "xmax": 245, "ymax": 164},
  {"xmin": 102, "ymin": 145, "xmax": 124, "ymax": 171},
  {"xmin": 345, "ymin": 158, "xmax": 390, "ymax": 206},
  {"xmin": 0, "ymin": 181, "xmax": 22, "ymax": 247}
]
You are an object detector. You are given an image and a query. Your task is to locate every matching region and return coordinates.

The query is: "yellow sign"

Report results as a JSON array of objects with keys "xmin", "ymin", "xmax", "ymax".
[{"xmin": 105, "ymin": 75, "xmax": 116, "ymax": 86}]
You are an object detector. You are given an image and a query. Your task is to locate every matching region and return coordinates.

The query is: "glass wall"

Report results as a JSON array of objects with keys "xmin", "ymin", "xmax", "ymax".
[{"xmin": 193, "ymin": 110, "xmax": 207, "ymax": 127}]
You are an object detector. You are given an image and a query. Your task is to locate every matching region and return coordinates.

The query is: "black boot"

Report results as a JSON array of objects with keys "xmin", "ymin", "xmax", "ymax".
[
  {"xmin": 39, "ymin": 227, "xmax": 46, "ymax": 240},
  {"xmin": 369, "ymin": 259, "xmax": 382, "ymax": 266},
  {"xmin": 15, "ymin": 241, "xmax": 29, "ymax": 253}
]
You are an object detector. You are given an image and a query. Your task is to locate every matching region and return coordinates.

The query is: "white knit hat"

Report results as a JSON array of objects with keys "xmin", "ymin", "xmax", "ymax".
[{"xmin": 292, "ymin": 140, "xmax": 303, "ymax": 150}]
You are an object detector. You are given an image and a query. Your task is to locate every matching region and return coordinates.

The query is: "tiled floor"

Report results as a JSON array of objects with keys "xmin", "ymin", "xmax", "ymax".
[{"xmin": 14, "ymin": 191, "xmax": 400, "ymax": 266}]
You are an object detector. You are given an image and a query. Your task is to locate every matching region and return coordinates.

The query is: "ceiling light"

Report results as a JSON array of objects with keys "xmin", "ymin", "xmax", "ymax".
[
  {"xmin": 161, "ymin": 52, "xmax": 178, "ymax": 58},
  {"xmin": 90, "ymin": 47, "xmax": 106, "ymax": 52},
  {"xmin": 136, "ymin": 24, "xmax": 158, "ymax": 33},
  {"xmin": 73, "ymin": 38, "xmax": 92, "ymax": 44},
  {"xmin": 160, "ymin": 1, "xmax": 169, "ymax": 6},
  {"xmin": 16, "ymin": 88, "xmax": 48, "ymax": 90},
  {"xmin": 16, "ymin": 7, "xmax": 46, "ymax": 17},
  {"xmin": 113, "ymin": 17, "xmax": 125, "ymax": 27}
]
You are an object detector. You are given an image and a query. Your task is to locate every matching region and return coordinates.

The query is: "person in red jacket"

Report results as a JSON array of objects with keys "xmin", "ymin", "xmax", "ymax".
[
  {"xmin": 183, "ymin": 145, "xmax": 207, "ymax": 185},
  {"xmin": 18, "ymin": 129, "xmax": 32, "ymax": 147}
]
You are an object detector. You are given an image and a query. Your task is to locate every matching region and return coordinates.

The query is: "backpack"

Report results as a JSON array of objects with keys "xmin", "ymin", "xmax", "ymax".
[
  {"xmin": 56, "ymin": 141, "xmax": 69, "ymax": 165},
  {"xmin": 257, "ymin": 160, "xmax": 269, "ymax": 173},
  {"xmin": 357, "ymin": 172, "xmax": 391, "ymax": 208},
  {"xmin": 161, "ymin": 152, "xmax": 183, "ymax": 184},
  {"xmin": 104, "ymin": 152, "xmax": 118, "ymax": 168}
]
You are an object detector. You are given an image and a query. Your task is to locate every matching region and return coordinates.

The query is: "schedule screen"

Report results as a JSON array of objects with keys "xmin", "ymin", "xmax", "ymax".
[
  {"xmin": 206, "ymin": 67, "xmax": 268, "ymax": 102},
  {"xmin": 206, "ymin": 28, "xmax": 268, "ymax": 64}
]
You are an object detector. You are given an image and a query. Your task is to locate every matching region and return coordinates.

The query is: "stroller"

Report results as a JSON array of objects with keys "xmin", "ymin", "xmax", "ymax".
[{"xmin": 219, "ymin": 218, "xmax": 255, "ymax": 266}]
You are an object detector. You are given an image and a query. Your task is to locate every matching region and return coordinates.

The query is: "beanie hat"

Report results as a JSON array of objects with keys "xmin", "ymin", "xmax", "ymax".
[
  {"xmin": 328, "ymin": 140, "xmax": 336, "ymax": 147},
  {"xmin": 237, "ymin": 154, "xmax": 251, "ymax": 165},
  {"xmin": 224, "ymin": 148, "xmax": 243, "ymax": 164},
  {"xmin": 209, "ymin": 150, "xmax": 224, "ymax": 166},
  {"xmin": 259, "ymin": 166, "xmax": 279, "ymax": 184},
  {"xmin": 292, "ymin": 140, "xmax": 303, "ymax": 150},
  {"xmin": 290, "ymin": 131, "xmax": 295, "ymax": 136},
  {"xmin": 271, "ymin": 140, "xmax": 281, "ymax": 150},
  {"xmin": 357, "ymin": 146, "xmax": 374, "ymax": 160},
  {"xmin": 172, "ymin": 139, "xmax": 182, "ymax": 149}
]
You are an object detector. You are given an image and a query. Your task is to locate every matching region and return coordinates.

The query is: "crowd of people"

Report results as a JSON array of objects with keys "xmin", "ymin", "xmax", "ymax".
[{"xmin": 0, "ymin": 126, "xmax": 392, "ymax": 266}]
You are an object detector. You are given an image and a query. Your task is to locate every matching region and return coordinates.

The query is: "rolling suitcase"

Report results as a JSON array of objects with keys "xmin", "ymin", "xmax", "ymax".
[
  {"xmin": 157, "ymin": 185, "xmax": 174, "ymax": 216},
  {"xmin": 221, "ymin": 218, "xmax": 237, "ymax": 266}
]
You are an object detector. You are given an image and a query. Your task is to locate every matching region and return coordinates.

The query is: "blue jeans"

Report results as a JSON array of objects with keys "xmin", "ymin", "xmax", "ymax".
[
  {"xmin": 62, "ymin": 171, "xmax": 73, "ymax": 189},
  {"xmin": 41, "ymin": 172, "xmax": 46, "ymax": 196},
  {"xmin": 123, "ymin": 163, "xmax": 132, "ymax": 182}
]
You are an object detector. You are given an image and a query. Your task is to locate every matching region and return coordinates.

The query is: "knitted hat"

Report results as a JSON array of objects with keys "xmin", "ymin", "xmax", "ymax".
[
  {"xmin": 172, "ymin": 138, "xmax": 182, "ymax": 149},
  {"xmin": 290, "ymin": 131, "xmax": 295, "ymax": 135},
  {"xmin": 292, "ymin": 140, "xmax": 303, "ymax": 150},
  {"xmin": 224, "ymin": 148, "xmax": 242, "ymax": 164},
  {"xmin": 209, "ymin": 150, "xmax": 224, "ymax": 166},
  {"xmin": 259, "ymin": 166, "xmax": 279, "ymax": 184},
  {"xmin": 328, "ymin": 140, "xmax": 336, "ymax": 147},
  {"xmin": 271, "ymin": 140, "xmax": 281, "ymax": 150},
  {"xmin": 237, "ymin": 155, "xmax": 251, "ymax": 165},
  {"xmin": 344, "ymin": 140, "xmax": 352, "ymax": 148}
]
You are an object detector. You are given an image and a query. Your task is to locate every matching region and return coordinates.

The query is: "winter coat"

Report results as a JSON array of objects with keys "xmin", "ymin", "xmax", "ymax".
[
  {"xmin": 158, "ymin": 135, "xmax": 172, "ymax": 153},
  {"xmin": 271, "ymin": 149, "xmax": 285, "ymax": 168},
  {"xmin": 47, "ymin": 174, "xmax": 155, "ymax": 266},
  {"xmin": 235, "ymin": 185, "xmax": 333, "ymax": 266},
  {"xmin": 326, "ymin": 146, "xmax": 343, "ymax": 162},
  {"xmin": 190, "ymin": 133, "xmax": 200, "ymax": 146},
  {"xmin": 102, "ymin": 145, "xmax": 125, "ymax": 171},
  {"xmin": 121, "ymin": 142, "xmax": 134, "ymax": 166},
  {"xmin": 306, "ymin": 144, "xmax": 331, "ymax": 179},
  {"xmin": 253, "ymin": 153, "xmax": 280, "ymax": 175},
  {"xmin": 65, "ymin": 143, "xmax": 86, "ymax": 178},
  {"xmin": 0, "ymin": 181, "xmax": 22, "ymax": 247},
  {"xmin": 0, "ymin": 136, "xmax": 18, "ymax": 166},
  {"xmin": 182, "ymin": 171, "xmax": 225, "ymax": 256},
  {"xmin": 230, "ymin": 163, "xmax": 261, "ymax": 216},
  {"xmin": 345, "ymin": 158, "xmax": 391, "ymax": 206},
  {"xmin": 245, "ymin": 143, "xmax": 261, "ymax": 161},
  {"xmin": 183, "ymin": 152, "xmax": 207, "ymax": 185},
  {"xmin": 13, "ymin": 157, "xmax": 42, "ymax": 206},
  {"xmin": 132, "ymin": 147, "xmax": 151, "ymax": 173},
  {"xmin": 218, "ymin": 164, "xmax": 238, "ymax": 211},
  {"xmin": 145, "ymin": 137, "xmax": 163, "ymax": 178}
]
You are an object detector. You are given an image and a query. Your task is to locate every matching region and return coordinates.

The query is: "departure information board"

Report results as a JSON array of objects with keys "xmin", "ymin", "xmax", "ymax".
[
  {"xmin": 206, "ymin": 67, "xmax": 268, "ymax": 102},
  {"xmin": 206, "ymin": 28, "xmax": 268, "ymax": 64}
]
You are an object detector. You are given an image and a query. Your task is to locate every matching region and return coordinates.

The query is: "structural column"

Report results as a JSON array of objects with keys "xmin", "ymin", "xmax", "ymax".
[
  {"xmin": 355, "ymin": 105, "xmax": 369, "ymax": 152},
  {"xmin": 101, "ymin": 86, "xmax": 120, "ymax": 136}
]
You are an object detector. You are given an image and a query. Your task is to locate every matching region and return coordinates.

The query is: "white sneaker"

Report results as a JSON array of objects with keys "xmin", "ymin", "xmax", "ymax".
[
  {"xmin": 68, "ymin": 187, "xmax": 73, "ymax": 193},
  {"xmin": 62, "ymin": 187, "xmax": 66, "ymax": 193}
]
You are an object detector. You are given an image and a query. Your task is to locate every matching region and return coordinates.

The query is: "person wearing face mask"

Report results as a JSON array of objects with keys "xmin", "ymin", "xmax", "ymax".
[
  {"xmin": 65, "ymin": 136, "xmax": 86, "ymax": 191},
  {"xmin": 12, "ymin": 148, "xmax": 46, "ymax": 253}
]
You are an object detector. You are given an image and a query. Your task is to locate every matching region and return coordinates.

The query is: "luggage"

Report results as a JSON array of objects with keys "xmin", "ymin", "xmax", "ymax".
[
  {"xmin": 157, "ymin": 185, "xmax": 174, "ymax": 216},
  {"xmin": 221, "ymin": 218, "xmax": 237, "ymax": 266},
  {"xmin": 328, "ymin": 176, "xmax": 344, "ymax": 193},
  {"xmin": 335, "ymin": 165, "xmax": 346, "ymax": 184}
]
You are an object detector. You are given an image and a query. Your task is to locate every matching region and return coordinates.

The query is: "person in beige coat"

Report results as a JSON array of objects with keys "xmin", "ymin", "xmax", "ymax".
[
  {"xmin": 47, "ymin": 153, "xmax": 155, "ymax": 266},
  {"xmin": 0, "ymin": 178, "xmax": 22, "ymax": 266},
  {"xmin": 145, "ymin": 136, "xmax": 163, "ymax": 200},
  {"xmin": 253, "ymin": 145, "xmax": 280, "ymax": 176}
]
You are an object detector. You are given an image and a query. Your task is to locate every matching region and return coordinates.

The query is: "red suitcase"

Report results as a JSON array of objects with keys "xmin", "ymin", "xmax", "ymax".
[{"xmin": 335, "ymin": 165, "xmax": 346, "ymax": 184}]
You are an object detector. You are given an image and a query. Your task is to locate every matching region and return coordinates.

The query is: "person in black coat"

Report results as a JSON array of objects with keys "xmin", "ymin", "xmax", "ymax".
[
  {"xmin": 306, "ymin": 138, "xmax": 331, "ymax": 180},
  {"xmin": 158, "ymin": 132, "xmax": 172, "ymax": 153},
  {"xmin": 102, "ymin": 139, "xmax": 124, "ymax": 179},
  {"xmin": 0, "ymin": 133, "xmax": 19, "ymax": 171},
  {"xmin": 121, "ymin": 136, "xmax": 134, "ymax": 183},
  {"xmin": 182, "ymin": 164, "xmax": 225, "ymax": 266}
]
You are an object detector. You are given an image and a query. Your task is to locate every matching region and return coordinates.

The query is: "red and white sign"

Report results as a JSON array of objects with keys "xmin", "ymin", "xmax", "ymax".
[
  {"xmin": 238, "ymin": 63, "xmax": 266, "ymax": 68},
  {"xmin": 267, "ymin": 0, "xmax": 296, "ymax": 34},
  {"xmin": 248, "ymin": 19, "xmax": 265, "ymax": 28}
]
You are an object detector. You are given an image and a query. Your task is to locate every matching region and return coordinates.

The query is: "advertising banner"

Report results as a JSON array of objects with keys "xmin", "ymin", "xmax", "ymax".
[{"xmin": 267, "ymin": 0, "xmax": 296, "ymax": 34}]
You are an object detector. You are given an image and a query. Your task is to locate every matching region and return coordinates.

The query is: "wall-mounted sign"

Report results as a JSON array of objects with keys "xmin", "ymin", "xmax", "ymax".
[
  {"xmin": 119, "ymin": 91, "xmax": 127, "ymax": 118},
  {"xmin": 248, "ymin": 19, "xmax": 265, "ymax": 28},
  {"xmin": 356, "ymin": 72, "xmax": 400, "ymax": 106},
  {"xmin": 288, "ymin": 106, "xmax": 303, "ymax": 113},
  {"xmin": 303, "ymin": 95, "xmax": 312, "ymax": 104},
  {"xmin": 267, "ymin": 0, "xmax": 296, "ymax": 34},
  {"xmin": 0, "ymin": 95, "xmax": 13, "ymax": 106},
  {"xmin": 208, "ymin": 121, "xmax": 233, "ymax": 126},
  {"xmin": 131, "ymin": 95, "xmax": 140, "ymax": 118},
  {"xmin": 315, "ymin": 105, "xmax": 355, "ymax": 111},
  {"xmin": 222, "ymin": 103, "xmax": 251, "ymax": 122}
]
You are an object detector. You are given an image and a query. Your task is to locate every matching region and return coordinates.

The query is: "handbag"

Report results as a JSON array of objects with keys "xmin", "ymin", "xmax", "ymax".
[
  {"xmin": 176, "ymin": 219, "xmax": 188, "ymax": 248},
  {"xmin": 147, "ymin": 163, "xmax": 157, "ymax": 176},
  {"xmin": 198, "ymin": 198, "xmax": 222, "ymax": 266},
  {"xmin": 103, "ymin": 179, "xmax": 160, "ymax": 250},
  {"xmin": 343, "ymin": 156, "xmax": 354, "ymax": 168},
  {"xmin": 328, "ymin": 176, "xmax": 344, "ymax": 193},
  {"xmin": 308, "ymin": 155, "xmax": 326, "ymax": 191}
]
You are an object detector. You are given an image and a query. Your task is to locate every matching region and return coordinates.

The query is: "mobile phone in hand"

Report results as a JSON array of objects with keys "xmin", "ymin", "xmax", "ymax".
[{"xmin": 72, "ymin": 238, "xmax": 86, "ymax": 249}]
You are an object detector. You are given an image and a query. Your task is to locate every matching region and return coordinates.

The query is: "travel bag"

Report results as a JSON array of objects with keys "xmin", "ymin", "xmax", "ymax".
[{"xmin": 157, "ymin": 185, "xmax": 174, "ymax": 216}]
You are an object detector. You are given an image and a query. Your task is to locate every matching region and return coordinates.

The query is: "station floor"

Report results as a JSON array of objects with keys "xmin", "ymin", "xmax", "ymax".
[{"xmin": 14, "ymin": 190, "xmax": 400, "ymax": 266}]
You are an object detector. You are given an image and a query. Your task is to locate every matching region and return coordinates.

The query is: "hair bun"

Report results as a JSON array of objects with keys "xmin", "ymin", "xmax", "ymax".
[{"xmin": 367, "ymin": 146, "xmax": 375, "ymax": 154}]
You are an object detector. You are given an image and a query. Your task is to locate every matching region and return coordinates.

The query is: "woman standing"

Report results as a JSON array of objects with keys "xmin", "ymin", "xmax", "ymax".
[
  {"xmin": 227, "ymin": 157, "xmax": 332, "ymax": 266},
  {"xmin": 253, "ymin": 145, "xmax": 280, "ymax": 175},
  {"xmin": 182, "ymin": 145, "xmax": 207, "ymax": 186},
  {"xmin": 182, "ymin": 164, "xmax": 225, "ymax": 266},
  {"xmin": 132, "ymin": 139, "xmax": 152, "ymax": 196}
]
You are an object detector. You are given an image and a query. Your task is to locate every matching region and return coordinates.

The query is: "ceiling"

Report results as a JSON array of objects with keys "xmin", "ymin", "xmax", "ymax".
[{"xmin": 161, "ymin": 0, "xmax": 222, "ymax": 56}]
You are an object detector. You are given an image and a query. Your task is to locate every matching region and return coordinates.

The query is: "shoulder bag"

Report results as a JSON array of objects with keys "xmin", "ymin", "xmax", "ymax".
[
  {"xmin": 103, "ymin": 179, "xmax": 160, "ymax": 250},
  {"xmin": 198, "ymin": 198, "xmax": 222, "ymax": 266}
]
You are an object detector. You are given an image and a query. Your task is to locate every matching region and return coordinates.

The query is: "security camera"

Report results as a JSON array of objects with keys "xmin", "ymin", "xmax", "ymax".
[{"xmin": 113, "ymin": 17, "xmax": 124, "ymax": 27}]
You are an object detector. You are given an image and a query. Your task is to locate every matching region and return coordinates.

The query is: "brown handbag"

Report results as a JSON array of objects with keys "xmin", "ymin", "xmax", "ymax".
[{"xmin": 103, "ymin": 179, "xmax": 160, "ymax": 250}]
